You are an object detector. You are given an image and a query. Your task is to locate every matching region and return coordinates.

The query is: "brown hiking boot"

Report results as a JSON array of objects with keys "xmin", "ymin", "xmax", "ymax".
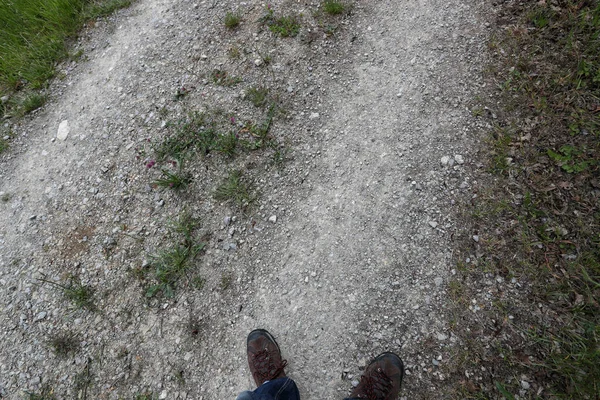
[
  {"xmin": 349, "ymin": 352, "xmax": 404, "ymax": 400},
  {"xmin": 246, "ymin": 329, "xmax": 288, "ymax": 387}
]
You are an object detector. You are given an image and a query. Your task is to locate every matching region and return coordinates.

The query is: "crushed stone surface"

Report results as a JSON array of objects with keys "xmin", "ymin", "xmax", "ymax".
[{"xmin": 0, "ymin": 0, "xmax": 490, "ymax": 398}]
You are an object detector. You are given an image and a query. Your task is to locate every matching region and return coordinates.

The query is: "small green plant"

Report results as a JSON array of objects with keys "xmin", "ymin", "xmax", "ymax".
[
  {"xmin": 228, "ymin": 46, "xmax": 241, "ymax": 58},
  {"xmin": 269, "ymin": 15, "xmax": 301, "ymax": 37},
  {"xmin": 49, "ymin": 331, "xmax": 80, "ymax": 357},
  {"xmin": 224, "ymin": 11, "xmax": 241, "ymax": 29},
  {"xmin": 20, "ymin": 92, "xmax": 46, "ymax": 114},
  {"xmin": 220, "ymin": 273, "xmax": 233, "ymax": 290},
  {"xmin": 322, "ymin": 0, "xmax": 345, "ymax": 15},
  {"xmin": 154, "ymin": 168, "xmax": 191, "ymax": 190},
  {"xmin": 215, "ymin": 132, "xmax": 238, "ymax": 157},
  {"xmin": 144, "ymin": 212, "xmax": 205, "ymax": 298},
  {"xmin": 246, "ymin": 86, "xmax": 269, "ymax": 107},
  {"xmin": 241, "ymin": 104, "xmax": 276, "ymax": 150},
  {"xmin": 63, "ymin": 280, "xmax": 96, "ymax": 311},
  {"xmin": 211, "ymin": 69, "xmax": 242, "ymax": 86},
  {"xmin": 40, "ymin": 276, "xmax": 96, "ymax": 310},
  {"xmin": 0, "ymin": 137, "xmax": 8, "ymax": 154},
  {"xmin": 214, "ymin": 170, "xmax": 253, "ymax": 207},
  {"xmin": 155, "ymin": 112, "xmax": 212, "ymax": 160},
  {"xmin": 547, "ymin": 145, "xmax": 592, "ymax": 174},
  {"xmin": 191, "ymin": 276, "xmax": 205, "ymax": 290}
]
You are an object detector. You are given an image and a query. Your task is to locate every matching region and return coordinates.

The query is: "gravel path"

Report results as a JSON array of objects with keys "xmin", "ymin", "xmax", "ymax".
[{"xmin": 0, "ymin": 0, "xmax": 488, "ymax": 398}]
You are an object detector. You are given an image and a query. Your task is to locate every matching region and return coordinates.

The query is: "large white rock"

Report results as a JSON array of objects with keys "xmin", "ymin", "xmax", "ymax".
[{"xmin": 56, "ymin": 120, "xmax": 70, "ymax": 141}]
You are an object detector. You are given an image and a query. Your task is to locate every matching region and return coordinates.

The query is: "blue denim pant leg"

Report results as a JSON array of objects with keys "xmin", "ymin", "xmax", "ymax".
[{"xmin": 236, "ymin": 377, "xmax": 300, "ymax": 400}]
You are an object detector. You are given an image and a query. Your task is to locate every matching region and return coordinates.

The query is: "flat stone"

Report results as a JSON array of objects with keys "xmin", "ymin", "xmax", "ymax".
[
  {"xmin": 268, "ymin": 215, "xmax": 277, "ymax": 223},
  {"xmin": 57, "ymin": 120, "xmax": 70, "ymax": 141}
]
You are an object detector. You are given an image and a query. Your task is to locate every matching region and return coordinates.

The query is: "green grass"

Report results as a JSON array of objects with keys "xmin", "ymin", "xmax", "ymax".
[
  {"xmin": 155, "ymin": 112, "xmax": 220, "ymax": 160},
  {"xmin": 211, "ymin": 69, "xmax": 242, "ymax": 86},
  {"xmin": 40, "ymin": 276, "xmax": 96, "ymax": 310},
  {"xmin": 322, "ymin": 0, "xmax": 345, "ymax": 15},
  {"xmin": 0, "ymin": 137, "xmax": 8, "ymax": 154},
  {"xmin": 142, "ymin": 212, "xmax": 205, "ymax": 298},
  {"xmin": 448, "ymin": 1, "xmax": 600, "ymax": 398},
  {"xmin": 0, "ymin": 0, "xmax": 131, "ymax": 92},
  {"xmin": 224, "ymin": 11, "xmax": 241, "ymax": 29},
  {"xmin": 220, "ymin": 273, "xmax": 233, "ymax": 290},
  {"xmin": 154, "ymin": 168, "xmax": 191, "ymax": 190},
  {"xmin": 214, "ymin": 132, "xmax": 238, "ymax": 157},
  {"xmin": 62, "ymin": 280, "xmax": 96, "ymax": 311},
  {"xmin": 214, "ymin": 170, "xmax": 253, "ymax": 207},
  {"xmin": 17, "ymin": 92, "xmax": 47, "ymax": 116},
  {"xmin": 246, "ymin": 86, "xmax": 269, "ymax": 107},
  {"xmin": 269, "ymin": 16, "xmax": 301, "ymax": 37}
]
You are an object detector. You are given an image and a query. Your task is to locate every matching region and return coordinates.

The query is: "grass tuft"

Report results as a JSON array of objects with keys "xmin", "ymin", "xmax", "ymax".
[
  {"xmin": 211, "ymin": 69, "xmax": 242, "ymax": 86},
  {"xmin": 246, "ymin": 86, "xmax": 269, "ymax": 107},
  {"xmin": 224, "ymin": 11, "xmax": 241, "ymax": 29},
  {"xmin": 214, "ymin": 170, "xmax": 253, "ymax": 207},
  {"xmin": 154, "ymin": 168, "xmax": 191, "ymax": 190},
  {"xmin": 0, "ymin": 137, "xmax": 8, "ymax": 154},
  {"xmin": 269, "ymin": 16, "xmax": 301, "ymax": 37},
  {"xmin": 322, "ymin": 0, "xmax": 345, "ymax": 15},
  {"xmin": 142, "ymin": 212, "xmax": 205, "ymax": 298}
]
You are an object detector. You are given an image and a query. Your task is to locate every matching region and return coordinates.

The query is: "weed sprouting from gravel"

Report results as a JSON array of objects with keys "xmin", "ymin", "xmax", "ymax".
[
  {"xmin": 262, "ymin": 6, "xmax": 300, "ymax": 37},
  {"xmin": 62, "ymin": 281, "xmax": 96, "ymax": 311},
  {"xmin": 154, "ymin": 168, "xmax": 191, "ymax": 190},
  {"xmin": 322, "ymin": 0, "xmax": 345, "ymax": 15},
  {"xmin": 48, "ymin": 331, "xmax": 80, "ymax": 357},
  {"xmin": 40, "ymin": 276, "xmax": 96, "ymax": 311},
  {"xmin": 269, "ymin": 16, "xmax": 301, "ymax": 37},
  {"xmin": 224, "ymin": 11, "xmax": 241, "ymax": 29},
  {"xmin": 228, "ymin": 46, "xmax": 241, "ymax": 59},
  {"xmin": 17, "ymin": 92, "xmax": 46, "ymax": 116},
  {"xmin": 191, "ymin": 276, "xmax": 205, "ymax": 290},
  {"xmin": 246, "ymin": 86, "xmax": 269, "ymax": 107},
  {"xmin": 143, "ymin": 212, "xmax": 206, "ymax": 298},
  {"xmin": 211, "ymin": 69, "xmax": 242, "ymax": 86},
  {"xmin": 214, "ymin": 170, "xmax": 253, "ymax": 207},
  {"xmin": 214, "ymin": 132, "xmax": 238, "ymax": 157},
  {"xmin": 0, "ymin": 137, "xmax": 8, "ymax": 154},
  {"xmin": 220, "ymin": 273, "xmax": 233, "ymax": 290}
]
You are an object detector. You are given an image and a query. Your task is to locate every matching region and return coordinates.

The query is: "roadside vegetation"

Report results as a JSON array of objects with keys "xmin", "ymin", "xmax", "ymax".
[
  {"xmin": 449, "ymin": 1, "xmax": 599, "ymax": 398},
  {"xmin": 0, "ymin": 0, "xmax": 132, "ymax": 119}
]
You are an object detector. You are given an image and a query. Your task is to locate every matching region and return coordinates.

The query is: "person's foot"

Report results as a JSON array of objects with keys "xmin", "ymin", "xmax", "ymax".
[
  {"xmin": 246, "ymin": 329, "xmax": 288, "ymax": 387},
  {"xmin": 349, "ymin": 352, "xmax": 404, "ymax": 400}
]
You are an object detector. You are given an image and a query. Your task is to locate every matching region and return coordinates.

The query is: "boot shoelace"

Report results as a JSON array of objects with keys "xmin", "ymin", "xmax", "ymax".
[
  {"xmin": 359, "ymin": 367, "xmax": 393, "ymax": 400},
  {"xmin": 252, "ymin": 349, "xmax": 288, "ymax": 382}
]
